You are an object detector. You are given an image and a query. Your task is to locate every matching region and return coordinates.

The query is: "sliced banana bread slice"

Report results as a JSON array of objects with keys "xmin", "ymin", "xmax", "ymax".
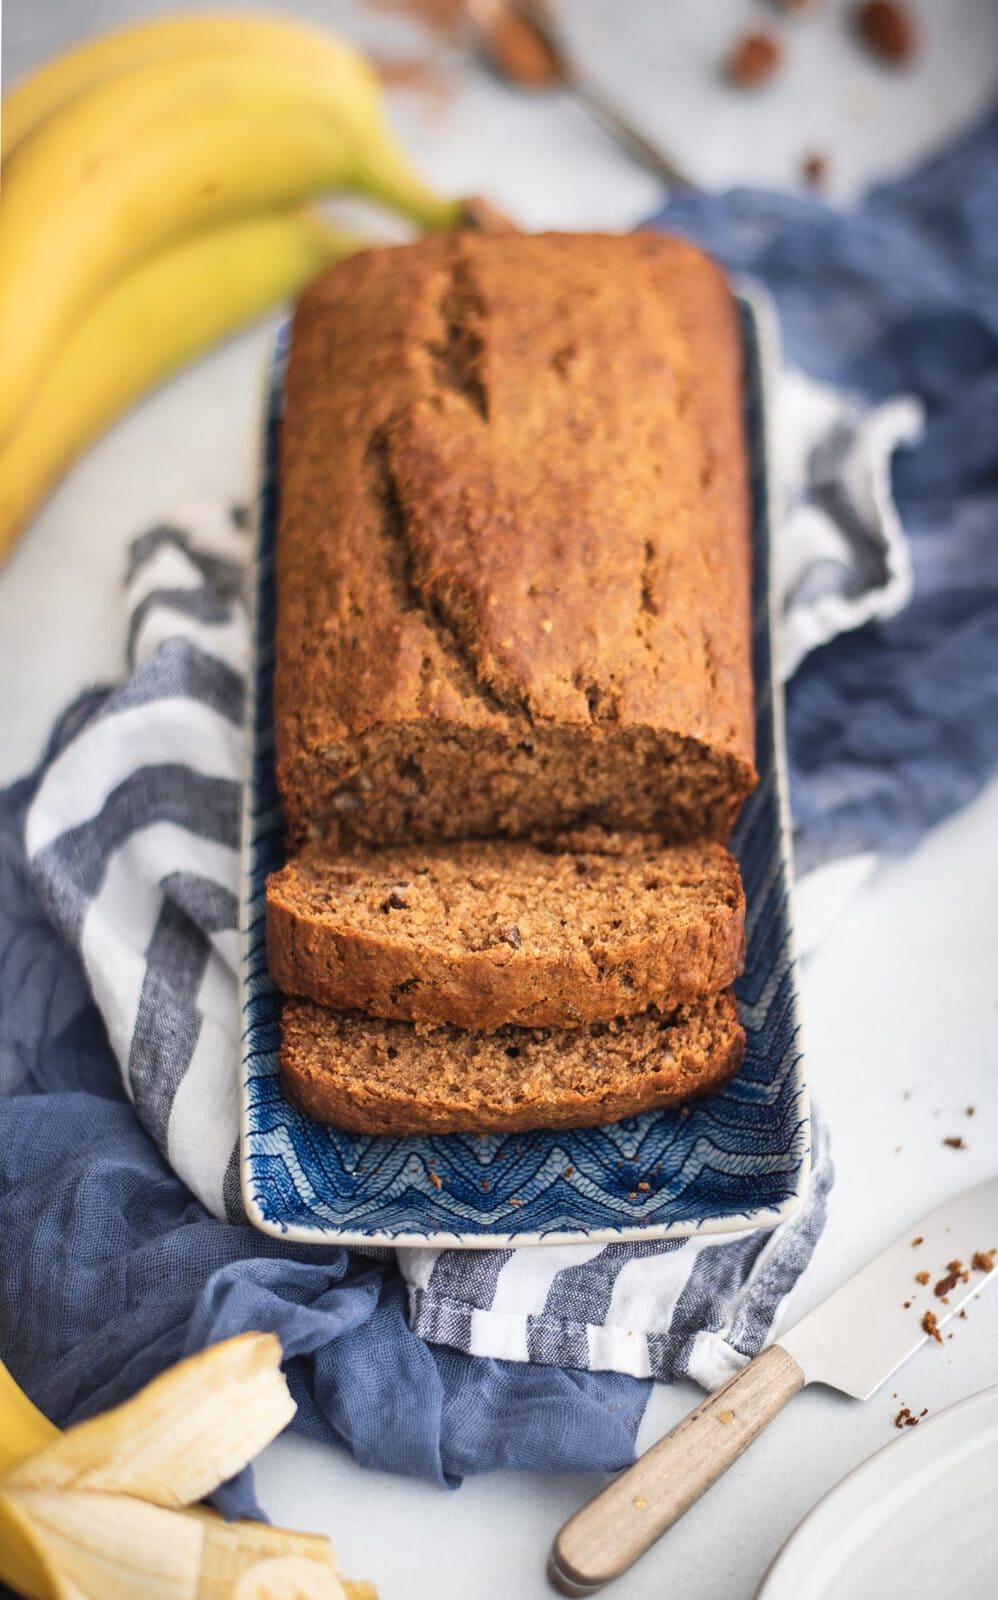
[
  {"xmin": 279, "ymin": 988, "xmax": 745, "ymax": 1135},
  {"xmin": 266, "ymin": 831, "xmax": 745, "ymax": 1031}
]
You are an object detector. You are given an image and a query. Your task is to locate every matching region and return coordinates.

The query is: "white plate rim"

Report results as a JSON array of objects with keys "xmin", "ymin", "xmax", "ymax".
[{"xmin": 757, "ymin": 1383, "xmax": 998, "ymax": 1600}]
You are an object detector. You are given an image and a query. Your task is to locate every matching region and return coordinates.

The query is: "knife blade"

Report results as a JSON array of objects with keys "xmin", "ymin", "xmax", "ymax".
[
  {"xmin": 551, "ymin": 1177, "xmax": 998, "ymax": 1595},
  {"xmin": 782, "ymin": 1174, "xmax": 998, "ymax": 1399}
]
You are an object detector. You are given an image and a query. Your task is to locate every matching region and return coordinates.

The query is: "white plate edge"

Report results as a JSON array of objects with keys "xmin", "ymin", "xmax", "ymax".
[{"xmin": 756, "ymin": 1383, "xmax": 998, "ymax": 1599}]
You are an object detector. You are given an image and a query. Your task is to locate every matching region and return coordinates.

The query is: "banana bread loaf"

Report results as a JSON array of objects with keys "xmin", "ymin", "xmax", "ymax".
[
  {"xmin": 267, "ymin": 830, "xmax": 744, "ymax": 1031},
  {"xmin": 274, "ymin": 230, "xmax": 756, "ymax": 851},
  {"xmin": 280, "ymin": 987, "xmax": 745, "ymax": 1135}
]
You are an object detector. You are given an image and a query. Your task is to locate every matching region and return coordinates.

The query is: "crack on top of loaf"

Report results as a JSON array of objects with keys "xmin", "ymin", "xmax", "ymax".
[
  {"xmin": 633, "ymin": 539, "xmax": 663, "ymax": 658},
  {"xmin": 425, "ymin": 255, "xmax": 490, "ymax": 422},
  {"xmin": 573, "ymin": 671, "xmax": 620, "ymax": 725},
  {"xmin": 701, "ymin": 623, "xmax": 719, "ymax": 697},
  {"xmin": 363, "ymin": 424, "xmax": 513, "ymax": 720},
  {"xmin": 550, "ymin": 341, "xmax": 579, "ymax": 382},
  {"xmin": 363, "ymin": 428, "xmax": 425, "ymax": 620},
  {"xmin": 640, "ymin": 539, "xmax": 659, "ymax": 618},
  {"xmin": 363, "ymin": 428, "xmax": 421, "ymax": 616}
]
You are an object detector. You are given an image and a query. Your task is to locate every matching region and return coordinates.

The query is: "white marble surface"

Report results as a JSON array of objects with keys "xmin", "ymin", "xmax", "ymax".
[{"xmin": 4, "ymin": 4, "xmax": 998, "ymax": 1597}]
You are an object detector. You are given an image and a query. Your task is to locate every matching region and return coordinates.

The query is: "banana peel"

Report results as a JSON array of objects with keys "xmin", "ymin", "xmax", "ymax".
[
  {"xmin": 0, "ymin": 1335, "xmax": 375, "ymax": 1600},
  {"xmin": 0, "ymin": 1362, "xmax": 59, "ymax": 1600},
  {"xmin": 0, "ymin": 1357, "xmax": 58, "ymax": 1471},
  {"xmin": 0, "ymin": 210, "xmax": 362, "ymax": 563}
]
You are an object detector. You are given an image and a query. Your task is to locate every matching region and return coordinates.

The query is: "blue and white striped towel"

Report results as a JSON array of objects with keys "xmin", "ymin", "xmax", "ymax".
[
  {"xmin": 26, "ymin": 510, "xmax": 251, "ymax": 1220},
  {"xmin": 21, "ymin": 342, "xmax": 906, "ymax": 1385}
]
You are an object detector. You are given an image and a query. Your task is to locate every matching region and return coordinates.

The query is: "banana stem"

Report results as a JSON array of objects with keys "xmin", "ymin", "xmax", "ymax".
[{"xmin": 346, "ymin": 137, "xmax": 461, "ymax": 230}]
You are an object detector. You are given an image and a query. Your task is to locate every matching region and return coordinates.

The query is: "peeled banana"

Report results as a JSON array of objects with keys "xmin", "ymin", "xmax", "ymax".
[
  {"xmin": 0, "ymin": 1334, "xmax": 375, "ymax": 1600},
  {"xmin": 0, "ymin": 1364, "xmax": 58, "ymax": 1598},
  {"xmin": 0, "ymin": 1359, "xmax": 58, "ymax": 1474},
  {"xmin": 0, "ymin": 43, "xmax": 456, "ymax": 441},
  {"xmin": 233, "ymin": 1556, "xmax": 348, "ymax": 1600},
  {"xmin": 4, "ymin": 1328, "xmax": 295, "ymax": 1507},
  {"xmin": 0, "ymin": 211, "xmax": 361, "ymax": 561}
]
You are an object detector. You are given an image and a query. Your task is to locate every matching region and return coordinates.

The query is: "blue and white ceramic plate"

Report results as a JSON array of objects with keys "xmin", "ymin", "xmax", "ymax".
[{"xmin": 240, "ymin": 294, "xmax": 810, "ymax": 1248}]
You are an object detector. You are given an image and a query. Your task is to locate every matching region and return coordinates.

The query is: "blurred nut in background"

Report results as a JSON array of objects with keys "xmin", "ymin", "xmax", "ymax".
[
  {"xmin": 855, "ymin": 1, "xmax": 918, "ymax": 65},
  {"xmin": 725, "ymin": 31, "xmax": 783, "ymax": 90}
]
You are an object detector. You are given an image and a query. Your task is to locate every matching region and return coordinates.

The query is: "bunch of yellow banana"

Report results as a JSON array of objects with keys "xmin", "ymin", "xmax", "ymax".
[
  {"xmin": 0, "ymin": 10, "xmax": 461, "ymax": 562},
  {"xmin": 0, "ymin": 1333, "xmax": 376, "ymax": 1600}
]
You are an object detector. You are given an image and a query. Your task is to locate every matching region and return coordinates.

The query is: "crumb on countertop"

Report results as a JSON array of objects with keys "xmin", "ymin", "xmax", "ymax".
[
  {"xmin": 725, "ymin": 31, "xmax": 783, "ymax": 88},
  {"xmin": 934, "ymin": 1264, "xmax": 969, "ymax": 1299},
  {"xmin": 972, "ymin": 1248, "xmax": 996, "ymax": 1273},
  {"xmin": 922, "ymin": 1308, "xmax": 943, "ymax": 1344},
  {"xmin": 801, "ymin": 151, "xmax": 829, "ymax": 189},
  {"xmin": 943, "ymin": 1136, "xmax": 967, "ymax": 1150}
]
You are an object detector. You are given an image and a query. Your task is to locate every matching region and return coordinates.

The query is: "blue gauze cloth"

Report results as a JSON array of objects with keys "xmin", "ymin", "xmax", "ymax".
[
  {"xmin": 652, "ymin": 110, "xmax": 998, "ymax": 871},
  {"xmin": 0, "ymin": 739, "xmax": 652, "ymax": 1503},
  {"xmin": 2, "ymin": 112, "xmax": 997, "ymax": 1516}
]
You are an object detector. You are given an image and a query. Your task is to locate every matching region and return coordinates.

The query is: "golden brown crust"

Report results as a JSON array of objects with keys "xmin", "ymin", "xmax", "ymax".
[
  {"xmin": 274, "ymin": 231, "xmax": 755, "ymax": 850},
  {"xmin": 266, "ymin": 834, "xmax": 745, "ymax": 1031},
  {"xmin": 279, "ymin": 989, "xmax": 746, "ymax": 1136}
]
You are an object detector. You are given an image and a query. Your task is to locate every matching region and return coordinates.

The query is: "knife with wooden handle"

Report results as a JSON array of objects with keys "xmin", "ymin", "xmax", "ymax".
[{"xmin": 551, "ymin": 1176, "xmax": 998, "ymax": 1595}]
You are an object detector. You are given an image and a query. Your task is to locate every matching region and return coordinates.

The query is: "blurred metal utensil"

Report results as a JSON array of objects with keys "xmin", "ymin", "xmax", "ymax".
[{"xmin": 464, "ymin": 0, "xmax": 698, "ymax": 192}]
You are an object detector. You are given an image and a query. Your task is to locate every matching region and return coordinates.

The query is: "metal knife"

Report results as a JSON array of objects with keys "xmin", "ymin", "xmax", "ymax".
[{"xmin": 551, "ymin": 1176, "xmax": 998, "ymax": 1595}]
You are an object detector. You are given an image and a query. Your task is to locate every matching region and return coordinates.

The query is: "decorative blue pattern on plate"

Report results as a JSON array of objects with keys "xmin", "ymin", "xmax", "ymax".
[{"xmin": 239, "ymin": 298, "xmax": 810, "ymax": 1246}]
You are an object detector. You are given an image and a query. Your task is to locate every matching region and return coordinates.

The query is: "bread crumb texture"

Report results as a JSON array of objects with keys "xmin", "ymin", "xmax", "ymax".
[
  {"xmin": 266, "ymin": 829, "xmax": 746, "ymax": 1029},
  {"xmin": 279, "ymin": 987, "xmax": 746, "ymax": 1135}
]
